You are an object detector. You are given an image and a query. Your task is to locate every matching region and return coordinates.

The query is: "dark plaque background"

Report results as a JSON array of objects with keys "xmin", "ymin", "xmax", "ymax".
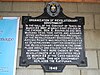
[{"xmin": 19, "ymin": 2, "xmax": 87, "ymax": 72}]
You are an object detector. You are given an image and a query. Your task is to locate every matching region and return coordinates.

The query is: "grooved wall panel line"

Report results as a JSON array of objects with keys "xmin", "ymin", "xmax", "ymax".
[{"xmin": 0, "ymin": 0, "xmax": 100, "ymax": 3}]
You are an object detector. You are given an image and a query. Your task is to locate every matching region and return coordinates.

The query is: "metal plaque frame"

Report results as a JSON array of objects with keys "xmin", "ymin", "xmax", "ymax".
[{"xmin": 20, "ymin": 2, "xmax": 87, "ymax": 72}]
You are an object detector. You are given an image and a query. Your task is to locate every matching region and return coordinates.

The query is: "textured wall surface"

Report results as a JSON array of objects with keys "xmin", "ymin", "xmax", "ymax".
[{"xmin": 0, "ymin": 2, "xmax": 100, "ymax": 75}]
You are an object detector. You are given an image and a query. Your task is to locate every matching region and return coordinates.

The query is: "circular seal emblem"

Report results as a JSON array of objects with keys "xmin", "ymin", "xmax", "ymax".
[{"xmin": 47, "ymin": 2, "xmax": 61, "ymax": 17}]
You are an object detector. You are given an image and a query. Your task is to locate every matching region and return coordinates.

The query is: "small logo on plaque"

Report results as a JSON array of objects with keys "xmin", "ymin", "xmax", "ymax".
[{"xmin": 47, "ymin": 2, "xmax": 60, "ymax": 17}]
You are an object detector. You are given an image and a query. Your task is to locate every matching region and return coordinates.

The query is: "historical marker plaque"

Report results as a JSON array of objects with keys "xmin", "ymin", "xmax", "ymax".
[{"xmin": 20, "ymin": 2, "xmax": 87, "ymax": 72}]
